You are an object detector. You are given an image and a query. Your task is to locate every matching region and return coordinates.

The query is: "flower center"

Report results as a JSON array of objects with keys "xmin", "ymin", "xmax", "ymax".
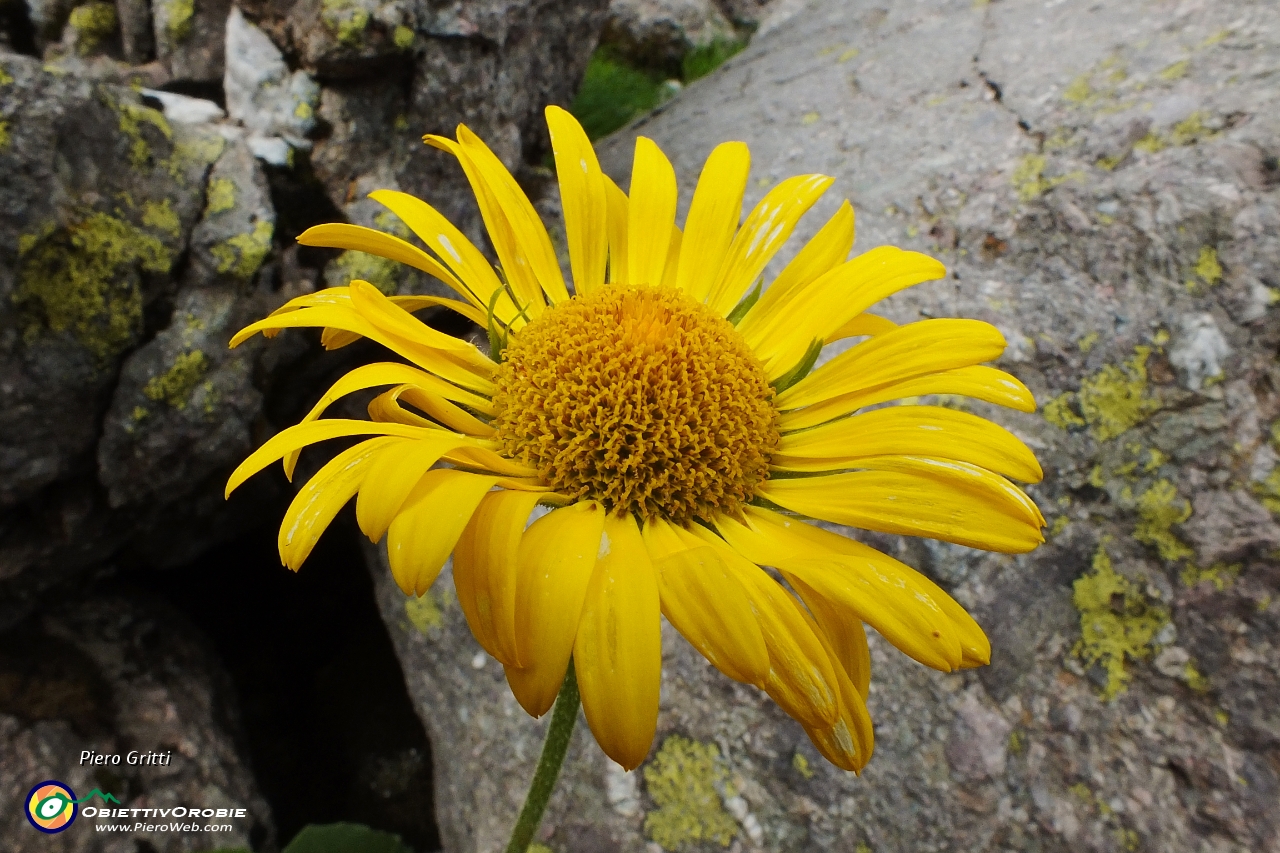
[{"xmin": 492, "ymin": 286, "xmax": 779, "ymax": 523}]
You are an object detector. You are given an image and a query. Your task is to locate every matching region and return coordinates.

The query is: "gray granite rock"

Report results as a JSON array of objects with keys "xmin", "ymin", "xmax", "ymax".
[
  {"xmin": 602, "ymin": 0, "xmax": 735, "ymax": 75},
  {"xmin": 361, "ymin": 0, "xmax": 1280, "ymax": 851},
  {"xmin": 0, "ymin": 594, "xmax": 274, "ymax": 852}
]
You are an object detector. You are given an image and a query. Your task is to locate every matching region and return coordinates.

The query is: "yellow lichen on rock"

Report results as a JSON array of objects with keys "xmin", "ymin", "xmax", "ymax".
[
  {"xmin": 643, "ymin": 736, "xmax": 739, "ymax": 850},
  {"xmin": 205, "ymin": 178, "xmax": 236, "ymax": 215},
  {"xmin": 1073, "ymin": 539, "xmax": 1169, "ymax": 701},
  {"xmin": 143, "ymin": 350, "xmax": 209, "ymax": 409},
  {"xmin": 142, "ymin": 199, "xmax": 181, "ymax": 237},
  {"xmin": 14, "ymin": 213, "xmax": 170, "ymax": 361},
  {"xmin": 404, "ymin": 591, "xmax": 443, "ymax": 634},
  {"xmin": 212, "ymin": 219, "xmax": 274, "ymax": 279},
  {"xmin": 1133, "ymin": 479, "xmax": 1193, "ymax": 562}
]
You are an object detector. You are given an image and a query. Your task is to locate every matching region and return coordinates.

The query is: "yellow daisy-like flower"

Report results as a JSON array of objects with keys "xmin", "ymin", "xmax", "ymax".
[{"xmin": 226, "ymin": 106, "xmax": 1045, "ymax": 773}]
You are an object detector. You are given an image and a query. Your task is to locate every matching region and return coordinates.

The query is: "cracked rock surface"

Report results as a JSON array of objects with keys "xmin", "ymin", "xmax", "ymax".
[{"xmin": 375, "ymin": 1, "xmax": 1280, "ymax": 851}]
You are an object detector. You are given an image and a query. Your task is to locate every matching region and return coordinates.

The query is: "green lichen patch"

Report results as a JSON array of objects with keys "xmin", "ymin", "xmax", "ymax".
[
  {"xmin": 327, "ymin": 250, "xmax": 398, "ymax": 294},
  {"xmin": 164, "ymin": 0, "xmax": 194, "ymax": 42},
  {"xmin": 111, "ymin": 96, "xmax": 173, "ymax": 168},
  {"xmin": 791, "ymin": 752, "xmax": 814, "ymax": 779},
  {"xmin": 14, "ymin": 212, "xmax": 170, "ymax": 361},
  {"xmin": 212, "ymin": 219, "xmax": 274, "ymax": 279},
  {"xmin": 143, "ymin": 350, "xmax": 209, "ymax": 409},
  {"xmin": 393, "ymin": 25, "xmax": 414, "ymax": 49},
  {"xmin": 68, "ymin": 2, "xmax": 119, "ymax": 54},
  {"xmin": 1133, "ymin": 479, "xmax": 1193, "ymax": 561},
  {"xmin": 0, "ymin": 65, "xmax": 13, "ymax": 85},
  {"xmin": 0, "ymin": 120, "xmax": 10, "ymax": 148},
  {"xmin": 1073, "ymin": 540, "xmax": 1169, "ymax": 701},
  {"xmin": 1010, "ymin": 153, "xmax": 1082, "ymax": 201},
  {"xmin": 205, "ymin": 177, "xmax": 236, "ymax": 215},
  {"xmin": 169, "ymin": 133, "xmax": 227, "ymax": 180},
  {"xmin": 1253, "ymin": 466, "xmax": 1280, "ymax": 515},
  {"xmin": 321, "ymin": 0, "xmax": 370, "ymax": 46},
  {"xmin": 141, "ymin": 199, "xmax": 181, "ymax": 237},
  {"xmin": 643, "ymin": 736, "xmax": 739, "ymax": 850},
  {"xmin": 1182, "ymin": 661, "xmax": 1210, "ymax": 693},
  {"xmin": 1192, "ymin": 246, "xmax": 1222, "ymax": 286},
  {"xmin": 1181, "ymin": 561, "xmax": 1240, "ymax": 590},
  {"xmin": 1043, "ymin": 348, "xmax": 1161, "ymax": 440},
  {"xmin": 1158, "ymin": 59, "xmax": 1189, "ymax": 81},
  {"xmin": 404, "ymin": 591, "xmax": 442, "ymax": 634}
]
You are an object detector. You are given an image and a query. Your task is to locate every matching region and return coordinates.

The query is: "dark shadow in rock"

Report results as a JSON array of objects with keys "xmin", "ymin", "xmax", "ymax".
[
  {"xmin": 263, "ymin": 152, "xmax": 347, "ymax": 272},
  {"xmin": 127, "ymin": 511, "xmax": 442, "ymax": 852},
  {"xmin": 0, "ymin": 0, "xmax": 38, "ymax": 56}
]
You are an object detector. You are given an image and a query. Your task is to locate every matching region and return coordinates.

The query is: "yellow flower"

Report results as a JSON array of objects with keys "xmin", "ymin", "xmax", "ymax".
[{"xmin": 226, "ymin": 106, "xmax": 1045, "ymax": 773}]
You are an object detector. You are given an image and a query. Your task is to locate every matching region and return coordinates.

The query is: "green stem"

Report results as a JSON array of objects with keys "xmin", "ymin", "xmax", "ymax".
[{"xmin": 504, "ymin": 661, "xmax": 580, "ymax": 853}]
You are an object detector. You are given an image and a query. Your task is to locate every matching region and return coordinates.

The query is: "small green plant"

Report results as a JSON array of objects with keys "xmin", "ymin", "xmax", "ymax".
[
  {"xmin": 570, "ymin": 51, "xmax": 669, "ymax": 140},
  {"xmin": 569, "ymin": 36, "xmax": 746, "ymax": 140},
  {"xmin": 682, "ymin": 37, "xmax": 745, "ymax": 83}
]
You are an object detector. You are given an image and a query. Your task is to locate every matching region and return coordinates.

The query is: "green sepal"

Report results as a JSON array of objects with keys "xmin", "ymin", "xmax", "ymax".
[
  {"xmin": 726, "ymin": 278, "xmax": 764, "ymax": 326},
  {"xmin": 770, "ymin": 338, "xmax": 823, "ymax": 394}
]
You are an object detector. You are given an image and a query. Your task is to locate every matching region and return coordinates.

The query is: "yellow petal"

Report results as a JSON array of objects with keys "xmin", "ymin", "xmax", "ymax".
[
  {"xmin": 296, "ymin": 222, "xmax": 474, "ymax": 305},
  {"xmin": 780, "ymin": 365, "xmax": 1034, "ymax": 431},
  {"xmin": 452, "ymin": 489, "xmax": 544, "ymax": 667},
  {"xmin": 626, "ymin": 137, "xmax": 678, "ymax": 288},
  {"xmin": 423, "ymin": 134, "xmax": 546, "ymax": 319},
  {"xmin": 604, "ymin": 176, "xmax": 629, "ymax": 284},
  {"xmin": 715, "ymin": 509, "xmax": 962, "ymax": 671},
  {"xmin": 738, "ymin": 508, "xmax": 991, "ymax": 668},
  {"xmin": 386, "ymin": 470, "xmax": 497, "ymax": 596},
  {"xmin": 229, "ymin": 302, "xmax": 495, "ymax": 395},
  {"xmin": 825, "ymin": 312, "xmax": 896, "ymax": 343},
  {"xmin": 388, "ymin": 293, "xmax": 487, "ymax": 327},
  {"xmin": 455, "ymin": 124, "xmax": 569, "ymax": 305},
  {"xmin": 282, "ymin": 360, "xmax": 493, "ymax": 479},
  {"xmin": 278, "ymin": 437, "xmax": 398, "ymax": 570},
  {"xmin": 355, "ymin": 436, "xmax": 472, "ymax": 541},
  {"xmin": 799, "ymin": 614, "xmax": 875, "ymax": 772},
  {"xmin": 739, "ymin": 200, "xmax": 853, "ymax": 340},
  {"xmin": 775, "ymin": 405, "xmax": 1043, "ymax": 483},
  {"xmin": 367, "ymin": 189, "xmax": 518, "ymax": 326},
  {"xmin": 506, "ymin": 501, "xmax": 606, "ymax": 717},
  {"xmin": 705, "ymin": 173, "xmax": 833, "ymax": 316},
  {"xmin": 547, "ymin": 105, "xmax": 607, "ymax": 296},
  {"xmin": 789, "ymin": 576, "xmax": 871, "ymax": 699},
  {"xmin": 760, "ymin": 456, "xmax": 1045, "ymax": 553},
  {"xmin": 640, "ymin": 519, "xmax": 769, "ymax": 687},
  {"xmin": 675, "ymin": 141, "xmax": 750, "ymax": 301},
  {"xmin": 775, "ymin": 318, "xmax": 1006, "ymax": 410},
  {"xmin": 366, "ymin": 384, "xmax": 494, "ymax": 437},
  {"xmin": 757, "ymin": 248, "xmax": 947, "ymax": 376},
  {"xmin": 227, "ymin": 418, "xmax": 464, "ymax": 497},
  {"xmin": 347, "ymin": 279, "xmax": 482, "ymax": 355},
  {"xmin": 659, "ymin": 224, "xmax": 682, "ymax": 289},
  {"xmin": 573, "ymin": 513, "xmax": 661, "ymax": 770},
  {"xmin": 687, "ymin": 527, "xmax": 840, "ymax": 728}
]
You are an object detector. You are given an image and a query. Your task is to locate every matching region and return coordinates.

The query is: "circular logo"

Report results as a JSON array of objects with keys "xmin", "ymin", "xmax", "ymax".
[{"xmin": 26, "ymin": 781, "xmax": 77, "ymax": 834}]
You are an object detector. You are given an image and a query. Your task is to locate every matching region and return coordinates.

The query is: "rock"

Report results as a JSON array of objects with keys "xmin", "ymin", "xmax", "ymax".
[
  {"xmin": 0, "ymin": 56, "xmax": 211, "ymax": 510},
  {"xmin": 602, "ymin": 0, "xmax": 735, "ymax": 75},
  {"xmin": 224, "ymin": 7, "xmax": 319, "ymax": 152},
  {"xmin": 153, "ymin": 0, "xmax": 231, "ymax": 83},
  {"xmin": 286, "ymin": 0, "xmax": 418, "ymax": 80},
  {"xmin": 142, "ymin": 88, "xmax": 226, "ymax": 123},
  {"xmin": 0, "ymin": 594, "xmax": 274, "ymax": 851},
  {"xmin": 1169, "ymin": 312, "xmax": 1229, "ymax": 391},
  {"xmin": 355, "ymin": 1, "xmax": 1280, "ymax": 851}
]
